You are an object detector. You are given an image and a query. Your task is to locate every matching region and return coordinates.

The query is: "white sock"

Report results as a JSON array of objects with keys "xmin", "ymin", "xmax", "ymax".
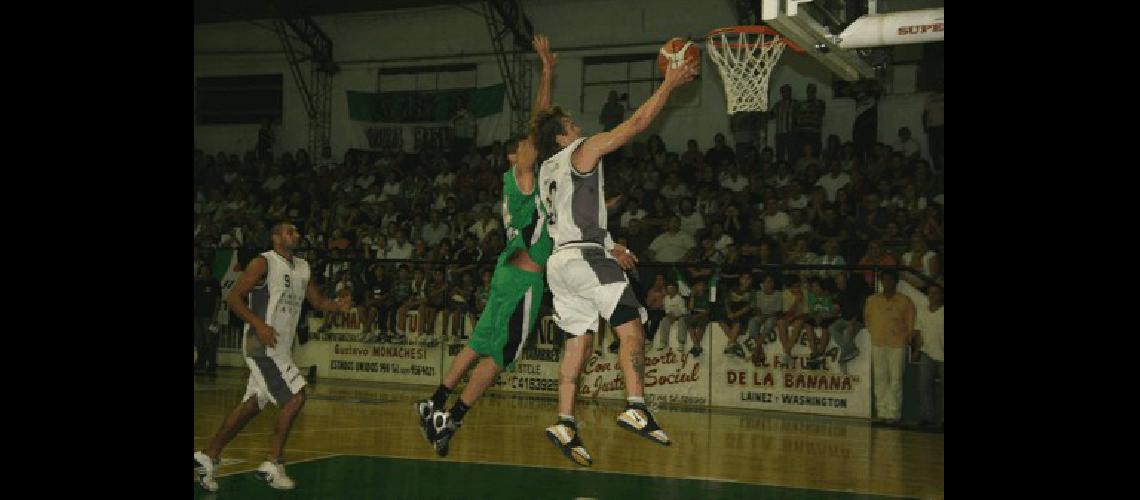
[{"xmin": 627, "ymin": 396, "xmax": 645, "ymax": 406}]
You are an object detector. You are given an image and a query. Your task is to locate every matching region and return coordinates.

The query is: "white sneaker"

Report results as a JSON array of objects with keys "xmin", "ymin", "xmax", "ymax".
[
  {"xmin": 193, "ymin": 451, "xmax": 218, "ymax": 493},
  {"xmin": 256, "ymin": 461, "xmax": 296, "ymax": 490}
]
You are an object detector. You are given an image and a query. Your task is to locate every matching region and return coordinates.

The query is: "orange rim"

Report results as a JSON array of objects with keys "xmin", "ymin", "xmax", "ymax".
[{"xmin": 704, "ymin": 25, "xmax": 806, "ymax": 54}]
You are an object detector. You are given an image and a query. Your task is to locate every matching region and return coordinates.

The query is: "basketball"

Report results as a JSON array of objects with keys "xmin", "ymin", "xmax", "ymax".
[{"xmin": 657, "ymin": 37, "xmax": 700, "ymax": 75}]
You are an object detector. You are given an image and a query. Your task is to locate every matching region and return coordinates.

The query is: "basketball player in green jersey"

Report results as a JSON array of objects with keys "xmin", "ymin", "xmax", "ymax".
[{"xmin": 415, "ymin": 34, "xmax": 557, "ymax": 457}]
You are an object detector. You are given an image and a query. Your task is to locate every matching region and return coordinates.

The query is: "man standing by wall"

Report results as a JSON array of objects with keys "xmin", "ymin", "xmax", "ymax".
[
  {"xmin": 915, "ymin": 283, "xmax": 944, "ymax": 431},
  {"xmin": 922, "ymin": 79, "xmax": 944, "ymax": 172},
  {"xmin": 863, "ymin": 270, "xmax": 915, "ymax": 426},
  {"xmin": 599, "ymin": 90, "xmax": 625, "ymax": 132},
  {"xmin": 768, "ymin": 84, "xmax": 798, "ymax": 164},
  {"xmin": 795, "ymin": 83, "xmax": 826, "ymax": 162},
  {"xmin": 450, "ymin": 100, "xmax": 476, "ymax": 162},
  {"xmin": 194, "ymin": 264, "xmax": 222, "ymax": 376}
]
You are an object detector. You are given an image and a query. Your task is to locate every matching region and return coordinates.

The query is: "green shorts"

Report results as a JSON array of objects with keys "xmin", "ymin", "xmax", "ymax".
[{"xmin": 467, "ymin": 262, "xmax": 545, "ymax": 369}]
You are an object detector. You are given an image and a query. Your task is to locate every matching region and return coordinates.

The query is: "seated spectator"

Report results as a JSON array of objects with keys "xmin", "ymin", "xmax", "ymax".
[
  {"xmin": 722, "ymin": 272, "xmax": 755, "ymax": 359},
  {"xmin": 659, "ymin": 173, "xmax": 692, "ymax": 202},
  {"xmin": 803, "ymin": 277, "xmax": 839, "ymax": 369},
  {"xmin": 719, "ymin": 164, "xmax": 749, "ymax": 193},
  {"xmin": 705, "ymin": 133, "xmax": 736, "ymax": 168},
  {"xmin": 829, "ymin": 271, "xmax": 869, "ymax": 371},
  {"xmin": 893, "ymin": 126, "xmax": 922, "ymax": 160},
  {"xmin": 745, "ymin": 272, "xmax": 783, "ymax": 365},
  {"xmin": 422, "ymin": 268, "xmax": 448, "ymax": 342},
  {"xmin": 677, "ymin": 198, "xmax": 706, "ymax": 236},
  {"xmin": 706, "ymin": 222, "xmax": 735, "ymax": 251},
  {"xmin": 681, "ymin": 139, "xmax": 703, "ymax": 166},
  {"xmin": 687, "ymin": 281, "xmax": 712, "ymax": 358},
  {"xmin": 327, "ymin": 229, "xmax": 350, "ymax": 251},
  {"xmin": 421, "ymin": 210, "xmax": 450, "ymax": 247},
  {"xmin": 761, "ymin": 200, "xmax": 791, "ymax": 239},
  {"xmin": 893, "ymin": 183, "xmax": 928, "ymax": 213},
  {"xmin": 467, "ymin": 209, "xmax": 501, "ymax": 242},
  {"xmin": 363, "ymin": 264, "xmax": 395, "ymax": 341},
  {"xmin": 451, "ymin": 232, "xmax": 483, "ymax": 278},
  {"xmin": 444, "ymin": 271, "xmax": 474, "ymax": 341},
  {"xmin": 619, "ymin": 196, "xmax": 649, "ymax": 229},
  {"xmin": 772, "ymin": 273, "xmax": 810, "ymax": 370},
  {"xmin": 901, "ymin": 234, "xmax": 940, "ymax": 285},
  {"xmin": 646, "ymin": 217, "xmax": 696, "ymax": 263},
  {"xmin": 654, "ymin": 282, "xmax": 688, "ymax": 351},
  {"xmin": 919, "ymin": 206, "xmax": 945, "ymax": 243},
  {"xmin": 643, "ymin": 273, "xmax": 667, "ymax": 347},
  {"xmin": 387, "ymin": 230, "xmax": 414, "ymax": 260},
  {"xmin": 687, "ymin": 237, "xmax": 725, "ymax": 289},
  {"xmin": 817, "ymin": 238, "xmax": 847, "ymax": 279},
  {"xmin": 398, "ymin": 268, "xmax": 429, "ymax": 340}
]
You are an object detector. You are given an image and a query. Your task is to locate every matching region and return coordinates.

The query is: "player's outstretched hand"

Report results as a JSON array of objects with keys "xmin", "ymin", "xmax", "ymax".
[
  {"xmin": 533, "ymin": 34, "xmax": 558, "ymax": 69},
  {"xmin": 664, "ymin": 60, "xmax": 699, "ymax": 89}
]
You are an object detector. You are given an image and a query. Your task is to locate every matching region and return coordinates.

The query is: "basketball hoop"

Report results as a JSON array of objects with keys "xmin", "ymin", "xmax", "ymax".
[{"xmin": 704, "ymin": 26, "xmax": 805, "ymax": 114}]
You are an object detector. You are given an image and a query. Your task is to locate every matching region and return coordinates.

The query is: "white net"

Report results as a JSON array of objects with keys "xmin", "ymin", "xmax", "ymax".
[{"xmin": 705, "ymin": 28, "xmax": 791, "ymax": 114}]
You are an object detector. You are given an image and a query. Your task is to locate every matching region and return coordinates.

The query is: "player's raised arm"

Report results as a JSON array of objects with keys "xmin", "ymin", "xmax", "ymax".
[
  {"xmin": 570, "ymin": 60, "xmax": 698, "ymax": 174},
  {"xmin": 531, "ymin": 34, "xmax": 557, "ymax": 122}
]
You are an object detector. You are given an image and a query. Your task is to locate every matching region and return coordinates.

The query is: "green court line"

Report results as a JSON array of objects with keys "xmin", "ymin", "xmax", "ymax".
[{"xmin": 197, "ymin": 454, "xmax": 915, "ymax": 499}]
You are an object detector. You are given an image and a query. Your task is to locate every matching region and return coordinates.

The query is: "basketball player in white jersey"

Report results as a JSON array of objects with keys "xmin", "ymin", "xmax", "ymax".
[
  {"xmin": 194, "ymin": 222, "xmax": 351, "ymax": 492},
  {"xmin": 534, "ymin": 58, "xmax": 698, "ymax": 464}
]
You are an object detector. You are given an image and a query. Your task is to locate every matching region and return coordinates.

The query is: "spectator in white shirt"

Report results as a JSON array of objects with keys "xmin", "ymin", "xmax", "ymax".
[
  {"xmin": 659, "ymin": 173, "xmax": 691, "ymax": 202},
  {"xmin": 676, "ymin": 198, "xmax": 705, "ymax": 237},
  {"xmin": 915, "ymin": 284, "xmax": 944, "ymax": 430},
  {"xmin": 815, "ymin": 160, "xmax": 852, "ymax": 202},
  {"xmin": 619, "ymin": 196, "xmax": 649, "ymax": 229},
  {"xmin": 654, "ymin": 283, "xmax": 689, "ymax": 351},
  {"xmin": 893, "ymin": 126, "xmax": 922, "ymax": 160},
  {"xmin": 647, "ymin": 217, "xmax": 697, "ymax": 263},
  {"xmin": 467, "ymin": 209, "xmax": 501, "ymax": 242},
  {"xmin": 785, "ymin": 183, "xmax": 810, "ymax": 211},
  {"xmin": 761, "ymin": 200, "xmax": 791, "ymax": 238},
  {"xmin": 387, "ymin": 230, "xmax": 414, "ymax": 260},
  {"xmin": 381, "ymin": 177, "xmax": 401, "ymax": 201},
  {"xmin": 421, "ymin": 211, "xmax": 451, "ymax": 247},
  {"xmin": 313, "ymin": 144, "xmax": 338, "ymax": 172},
  {"xmin": 434, "ymin": 162, "xmax": 456, "ymax": 190},
  {"xmin": 719, "ymin": 164, "xmax": 750, "ymax": 193},
  {"xmin": 360, "ymin": 184, "xmax": 384, "ymax": 205},
  {"xmin": 261, "ymin": 168, "xmax": 287, "ymax": 193},
  {"xmin": 355, "ymin": 169, "xmax": 377, "ymax": 191},
  {"xmin": 772, "ymin": 162, "xmax": 793, "ymax": 190},
  {"xmin": 706, "ymin": 222, "xmax": 735, "ymax": 251}
]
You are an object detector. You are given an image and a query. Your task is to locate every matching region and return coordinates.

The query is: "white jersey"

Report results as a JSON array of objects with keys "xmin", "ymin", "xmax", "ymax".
[
  {"xmin": 243, "ymin": 250, "xmax": 310, "ymax": 359},
  {"xmin": 538, "ymin": 137, "xmax": 613, "ymax": 249}
]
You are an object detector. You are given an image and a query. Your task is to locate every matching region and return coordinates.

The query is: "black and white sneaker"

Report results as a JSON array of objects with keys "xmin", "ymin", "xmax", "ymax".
[
  {"xmin": 193, "ymin": 451, "xmax": 218, "ymax": 493},
  {"xmin": 616, "ymin": 404, "xmax": 671, "ymax": 446},
  {"xmin": 415, "ymin": 399, "xmax": 436, "ymax": 443},
  {"xmin": 545, "ymin": 420, "xmax": 593, "ymax": 467},
  {"xmin": 429, "ymin": 410, "xmax": 461, "ymax": 457}
]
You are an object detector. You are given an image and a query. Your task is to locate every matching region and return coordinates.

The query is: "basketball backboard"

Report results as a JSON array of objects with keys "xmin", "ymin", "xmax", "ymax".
[{"xmin": 761, "ymin": 0, "xmax": 943, "ymax": 81}]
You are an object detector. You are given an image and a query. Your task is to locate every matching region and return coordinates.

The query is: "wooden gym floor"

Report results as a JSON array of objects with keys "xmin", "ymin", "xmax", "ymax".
[{"xmin": 193, "ymin": 369, "xmax": 943, "ymax": 499}]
